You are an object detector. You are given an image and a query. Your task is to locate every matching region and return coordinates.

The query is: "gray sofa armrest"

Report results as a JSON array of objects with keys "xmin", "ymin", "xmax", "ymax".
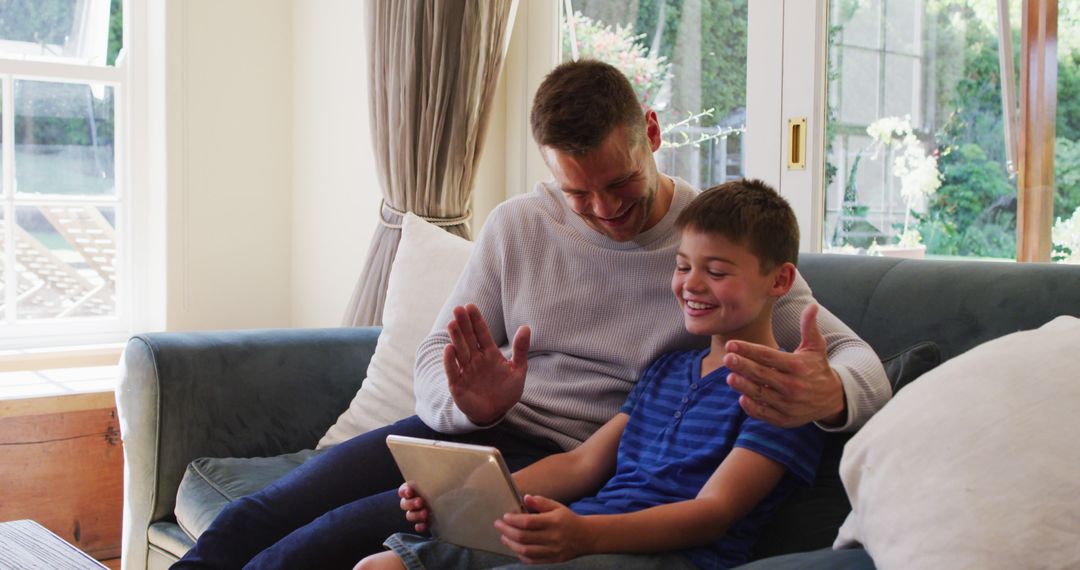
[{"xmin": 115, "ymin": 326, "xmax": 380, "ymax": 570}]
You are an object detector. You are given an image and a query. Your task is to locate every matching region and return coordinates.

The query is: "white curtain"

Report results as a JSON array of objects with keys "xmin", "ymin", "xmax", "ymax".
[{"xmin": 344, "ymin": 0, "xmax": 518, "ymax": 326}]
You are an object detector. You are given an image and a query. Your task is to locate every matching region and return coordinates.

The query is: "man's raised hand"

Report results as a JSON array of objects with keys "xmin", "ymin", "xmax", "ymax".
[
  {"xmin": 722, "ymin": 304, "xmax": 847, "ymax": 428},
  {"xmin": 443, "ymin": 304, "xmax": 531, "ymax": 426}
]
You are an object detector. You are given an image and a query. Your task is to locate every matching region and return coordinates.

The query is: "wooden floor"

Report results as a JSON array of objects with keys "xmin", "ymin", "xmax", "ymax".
[{"xmin": 101, "ymin": 558, "xmax": 120, "ymax": 569}]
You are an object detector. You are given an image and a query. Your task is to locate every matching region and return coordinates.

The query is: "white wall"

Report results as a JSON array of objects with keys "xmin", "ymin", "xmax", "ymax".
[
  {"xmin": 291, "ymin": 0, "xmax": 379, "ymax": 328},
  {"xmin": 159, "ymin": 1, "xmax": 527, "ymax": 331},
  {"xmin": 163, "ymin": 0, "xmax": 294, "ymax": 331}
]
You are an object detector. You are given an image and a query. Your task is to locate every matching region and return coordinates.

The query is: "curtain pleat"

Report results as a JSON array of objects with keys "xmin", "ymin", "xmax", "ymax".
[{"xmin": 344, "ymin": 0, "xmax": 517, "ymax": 326}]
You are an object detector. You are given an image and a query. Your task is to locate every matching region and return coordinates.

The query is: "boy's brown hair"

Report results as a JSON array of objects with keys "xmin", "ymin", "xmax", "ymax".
[
  {"xmin": 530, "ymin": 59, "xmax": 645, "ymax": 154},
  {"xmin": 675, "ymin": 179, "xmax": 800, "ymax": 271}
]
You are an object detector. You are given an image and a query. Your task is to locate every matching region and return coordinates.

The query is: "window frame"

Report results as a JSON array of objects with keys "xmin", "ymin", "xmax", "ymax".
[{"xmin": 0, "ymin": 0, "xmax": 159, "ymax": 352}]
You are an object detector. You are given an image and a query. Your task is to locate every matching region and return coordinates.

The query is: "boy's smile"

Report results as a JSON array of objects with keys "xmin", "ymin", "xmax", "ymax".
[{"xmin": 672, "ymin": 229, "xmax": 789, "ymax": 346}]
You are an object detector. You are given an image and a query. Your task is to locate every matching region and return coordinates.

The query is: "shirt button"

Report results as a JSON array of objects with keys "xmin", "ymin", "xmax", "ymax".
[
  {"xmin": 690, "ymin": 383, "xmax": 698, "ymax": 390},
  {"xmin": 674, "ymin": 411, "xmax": 682, "ymax": 418},
  {"xmin": 682, "ymin": 396, "xmax": 689, "ymax": 403}
]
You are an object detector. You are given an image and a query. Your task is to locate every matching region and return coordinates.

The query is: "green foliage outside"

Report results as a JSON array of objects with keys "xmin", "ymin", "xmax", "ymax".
[
  {"xmin": 830, "ymin": 0, "xmax": 1080, "ymax": 259},
  {"xmin": 568, "ymin": 0, "xmax": 747, "ymax": 127}
]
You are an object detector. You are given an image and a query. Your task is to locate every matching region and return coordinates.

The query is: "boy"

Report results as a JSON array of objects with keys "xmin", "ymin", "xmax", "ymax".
[{"xmin": 358, "ymin": 179, "xmax": 824, "ymax": 570}]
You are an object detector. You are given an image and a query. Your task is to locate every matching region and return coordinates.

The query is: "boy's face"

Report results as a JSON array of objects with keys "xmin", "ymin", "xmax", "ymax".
[{"xmin": 671, "ymin": 229, "xmax": 787, "ymax": 339}]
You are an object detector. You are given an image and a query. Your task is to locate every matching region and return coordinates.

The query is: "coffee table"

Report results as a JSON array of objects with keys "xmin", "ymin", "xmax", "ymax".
[{"xmin": 0, "ymin": 520, "xmax": 108, "ymax": 569}]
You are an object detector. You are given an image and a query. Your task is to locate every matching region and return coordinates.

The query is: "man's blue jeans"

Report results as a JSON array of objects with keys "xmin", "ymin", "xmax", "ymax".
[{"xmin": 173, "ymin": 415, "xmax": 561, "ymax": 570}]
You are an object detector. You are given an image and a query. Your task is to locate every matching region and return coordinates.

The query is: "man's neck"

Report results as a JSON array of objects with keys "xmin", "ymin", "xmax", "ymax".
[{"xmin": 643, "ymin": 174, "xmax": 676, "ymax": 231}]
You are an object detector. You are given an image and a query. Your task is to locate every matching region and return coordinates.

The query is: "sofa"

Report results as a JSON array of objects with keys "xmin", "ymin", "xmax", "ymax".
[{"xmin": 115, "ymin": 253, "xmax": 1080, "ymax": 570}]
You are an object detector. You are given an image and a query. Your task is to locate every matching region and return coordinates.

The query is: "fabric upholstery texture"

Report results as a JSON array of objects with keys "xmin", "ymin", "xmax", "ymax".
[
  {"xmin": 146, "ymin": 522, "xmax": 194, "ymax": 570},
  {"xmin": 117, "ymin": 327, "xmax": 380, "ymax": 569},
  {"xmin": 175, "ymin": 450, "xmax": 322, "ymax": 541},
  {"xmin": 797, "ymin": 254, "xmax": 1080, "ymax": 361},
  {"xmin": 879, "ymin": 341, "xmax": 941, "ymax": 393},
  {"xmin": 835, "ymin": 316, "xmax": 1080, "ymax": 569},
  {"xmin": 320, "ymin": 214, "xmax": 474, "ymax": 448}
]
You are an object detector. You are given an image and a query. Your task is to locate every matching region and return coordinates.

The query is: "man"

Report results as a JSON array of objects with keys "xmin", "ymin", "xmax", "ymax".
[{"xmin": 176, "ymin": 60, "xmax": 889, "ymax": 570}]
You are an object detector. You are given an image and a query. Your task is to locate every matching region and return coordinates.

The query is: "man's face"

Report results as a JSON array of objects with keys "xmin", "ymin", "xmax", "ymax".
[
  {"xmin": 671, "ymin": 229, "xmax": 783, "ymax": 339},
  {"xmin": 542, "ymin": 115, "xmax": 667, "ymax": 242}
]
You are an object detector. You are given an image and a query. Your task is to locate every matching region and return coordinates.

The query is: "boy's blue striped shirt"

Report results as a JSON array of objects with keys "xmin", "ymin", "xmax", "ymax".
[{"xmin": 570, "ymin": 349, "xmax": 824, "ymax": 569}]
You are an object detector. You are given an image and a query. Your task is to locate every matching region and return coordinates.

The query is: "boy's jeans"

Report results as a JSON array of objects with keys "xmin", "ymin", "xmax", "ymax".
[{"xmin": 172, "ymin": 415, "xmax": 560, "ymax": 570}]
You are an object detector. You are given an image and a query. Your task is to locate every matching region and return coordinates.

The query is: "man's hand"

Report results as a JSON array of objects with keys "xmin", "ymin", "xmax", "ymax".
[
  {"xmin": 443, "ymin": 304, "xmax": 530, "ymax": 426},
  {"xmin": 495, "ymin": 495, "xmax": 592, "ymax": 564},
  {"xmin": 723, "ymin": 304, "xmax": 847, "ymax": 428},
  {"xmin": 398, "ymin": 482, "xmax": 430, "ymax": 533}
]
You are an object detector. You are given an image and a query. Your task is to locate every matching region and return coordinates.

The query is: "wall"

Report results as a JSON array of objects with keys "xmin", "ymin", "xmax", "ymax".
[
  {"xmin": 290, "ymin": 0, "xmax": 379, "ymax": 328},
  {"xmin": 158, "ymin": 1, "xmax": 535, "ymax": 331},
  {"xmin": 163, "ymin": 0, "xmax": 294, "ymax": 331},
  {"xmin": 288, "ymin": 1, "xmax": 514, "ymax": 326}
]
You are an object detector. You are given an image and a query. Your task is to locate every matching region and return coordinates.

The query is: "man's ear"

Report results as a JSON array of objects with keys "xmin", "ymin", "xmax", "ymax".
[
  {"xmin": 769, "ymin": 262, "xmax": 797, "ymax": 297},
  {"xmin": 645, "ymin": 109, "xmax": 662, "ymax": 152}
]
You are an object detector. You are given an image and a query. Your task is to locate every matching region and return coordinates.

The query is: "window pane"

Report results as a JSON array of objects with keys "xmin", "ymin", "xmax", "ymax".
[
  {"xmin": 13, "ymin": 204, "xmax": 116, "ymax": 320},
  {"xmin": 1054, "ymin": 6, "xmax": 1080, "ymax": 264},
  {"xmin": 561, "ymin": 0, "xmax": 748, "ymax": 189},
  {"xmin": 0, "ymin": 0, "xmax": 123, "ymax": 66},
  {"xmin": 15, "ymin": 80, "xmax": 115, "ymax": 197},
  {"xmin": 824, "ymin": 0, "xmax": 1019, "ymax": 260}
]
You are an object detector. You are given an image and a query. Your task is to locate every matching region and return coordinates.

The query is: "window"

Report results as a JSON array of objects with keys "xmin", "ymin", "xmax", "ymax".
[
  {"xmin": 522, "ymin": 0, "xmax": 1076, "ymax": 262},
  {"xmin": 822, "ymin": 0, "xmax": 1079, "ymax": 263},
  {"xmin": 560, "ymin": 0, "xmax": 749, "ymax": 189},
  {"xmin": 0, "ymin": 0, "xmax": 130, "ymax": 348}
]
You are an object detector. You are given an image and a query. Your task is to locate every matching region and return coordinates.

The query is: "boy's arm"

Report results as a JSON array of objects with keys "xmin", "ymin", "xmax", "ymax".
[
  {"xmin": 497, "ymin": 447, "xmax": 786, "ymax": 563},
  {"xmin": 512, "ymin": 413, "xmax": 627, "ymax": 503}
]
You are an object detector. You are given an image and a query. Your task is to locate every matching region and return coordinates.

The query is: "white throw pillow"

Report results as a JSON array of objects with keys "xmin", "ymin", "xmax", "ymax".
[
  {"xmin": 317, "ymin": 213, "xmax": 474, "ymax": 448},
  {"xmin": 835, "ymin": 315, "xmax": 1080, "ymax": 569}
]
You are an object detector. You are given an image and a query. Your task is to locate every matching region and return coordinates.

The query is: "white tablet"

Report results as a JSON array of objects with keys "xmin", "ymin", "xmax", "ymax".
[{"xmin": 386, "ymin": 435, "xmax": 525, "ymax": 556}]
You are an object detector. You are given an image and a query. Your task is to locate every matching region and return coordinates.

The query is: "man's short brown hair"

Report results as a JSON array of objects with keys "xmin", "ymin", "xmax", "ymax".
[
  {"xmin": 675, "ymin": 179, "xmax": 800, "ymax": 271},
  {"xmin": 530, "ymin": 59, "xmax": 645, "ymax": 154}
]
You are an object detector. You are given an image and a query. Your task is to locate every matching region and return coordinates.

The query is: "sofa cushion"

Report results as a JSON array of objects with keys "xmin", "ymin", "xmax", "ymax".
[
  {"xmin": 835, "ymin": 316, "xmax": 1080, "ymax": 568},
  {"xmin": 175, "ymin": 449, "xmax": 322, "ymax": 540},
  {"xmin": 147, "ymin": 521, "xmax": 195, "ymax": 561},
  {"xmin": 317, "ymin": 213, "xmax": 474, "ymax": 448},
  {"xmin": 750, "ymin": 341, "xmax": 941, "ymax": 560},
  {"xmin": 879, "ymin": 340, "xmax": 941, "ymax": 393}
]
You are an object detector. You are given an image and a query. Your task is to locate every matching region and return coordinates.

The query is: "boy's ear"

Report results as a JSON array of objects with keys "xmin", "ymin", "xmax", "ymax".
[{"xmin": 768, "ymin": 262, "xmax": 797, "ymax": 297}]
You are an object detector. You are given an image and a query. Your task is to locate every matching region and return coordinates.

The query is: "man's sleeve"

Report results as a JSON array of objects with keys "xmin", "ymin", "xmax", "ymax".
[
  {"xmin": 773, "ymin": 271, "xmax": 891, "ymax": 432},
  {"xmin": 412, "ymin": 212, "xmax": 511, "ymax": 434}
]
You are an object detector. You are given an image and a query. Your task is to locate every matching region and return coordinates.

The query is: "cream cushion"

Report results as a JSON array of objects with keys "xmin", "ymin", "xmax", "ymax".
[
  {"xmin": 318, "ymin": 213, "xmax": 474, "ymax": 448},
  {"xmin": 835, "ymin": 315, "xmax": 1080, "ymax": 569}
]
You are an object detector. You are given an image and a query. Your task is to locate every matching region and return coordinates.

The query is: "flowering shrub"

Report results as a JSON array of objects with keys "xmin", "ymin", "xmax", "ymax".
[
  {"xmin": 561, "ymin": 11, "xmax": 670, "ymax": 108},
  {"xmin": 1052, "ymin": 207, "xmax": 1080, "ymax": 263},
  {"xmin": 866, "ymin": 116, "xmax": 942, "ymax": 214}
]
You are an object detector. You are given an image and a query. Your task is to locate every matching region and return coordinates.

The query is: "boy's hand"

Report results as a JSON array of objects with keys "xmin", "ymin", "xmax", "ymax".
[
  {"xmin": 398, "ymin": 482, "xmax": 431, "ymax": 533},
  {"xmin": 444, "ymin": 304, "xmax": 531, "ymax": 426},
  {"xmin": 495, "ymin": 494, "xmax": 592, "ymax": 564},
  {"xmin": 723, "ymin": 304, "xmax": 847, "ymax": 428}
]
